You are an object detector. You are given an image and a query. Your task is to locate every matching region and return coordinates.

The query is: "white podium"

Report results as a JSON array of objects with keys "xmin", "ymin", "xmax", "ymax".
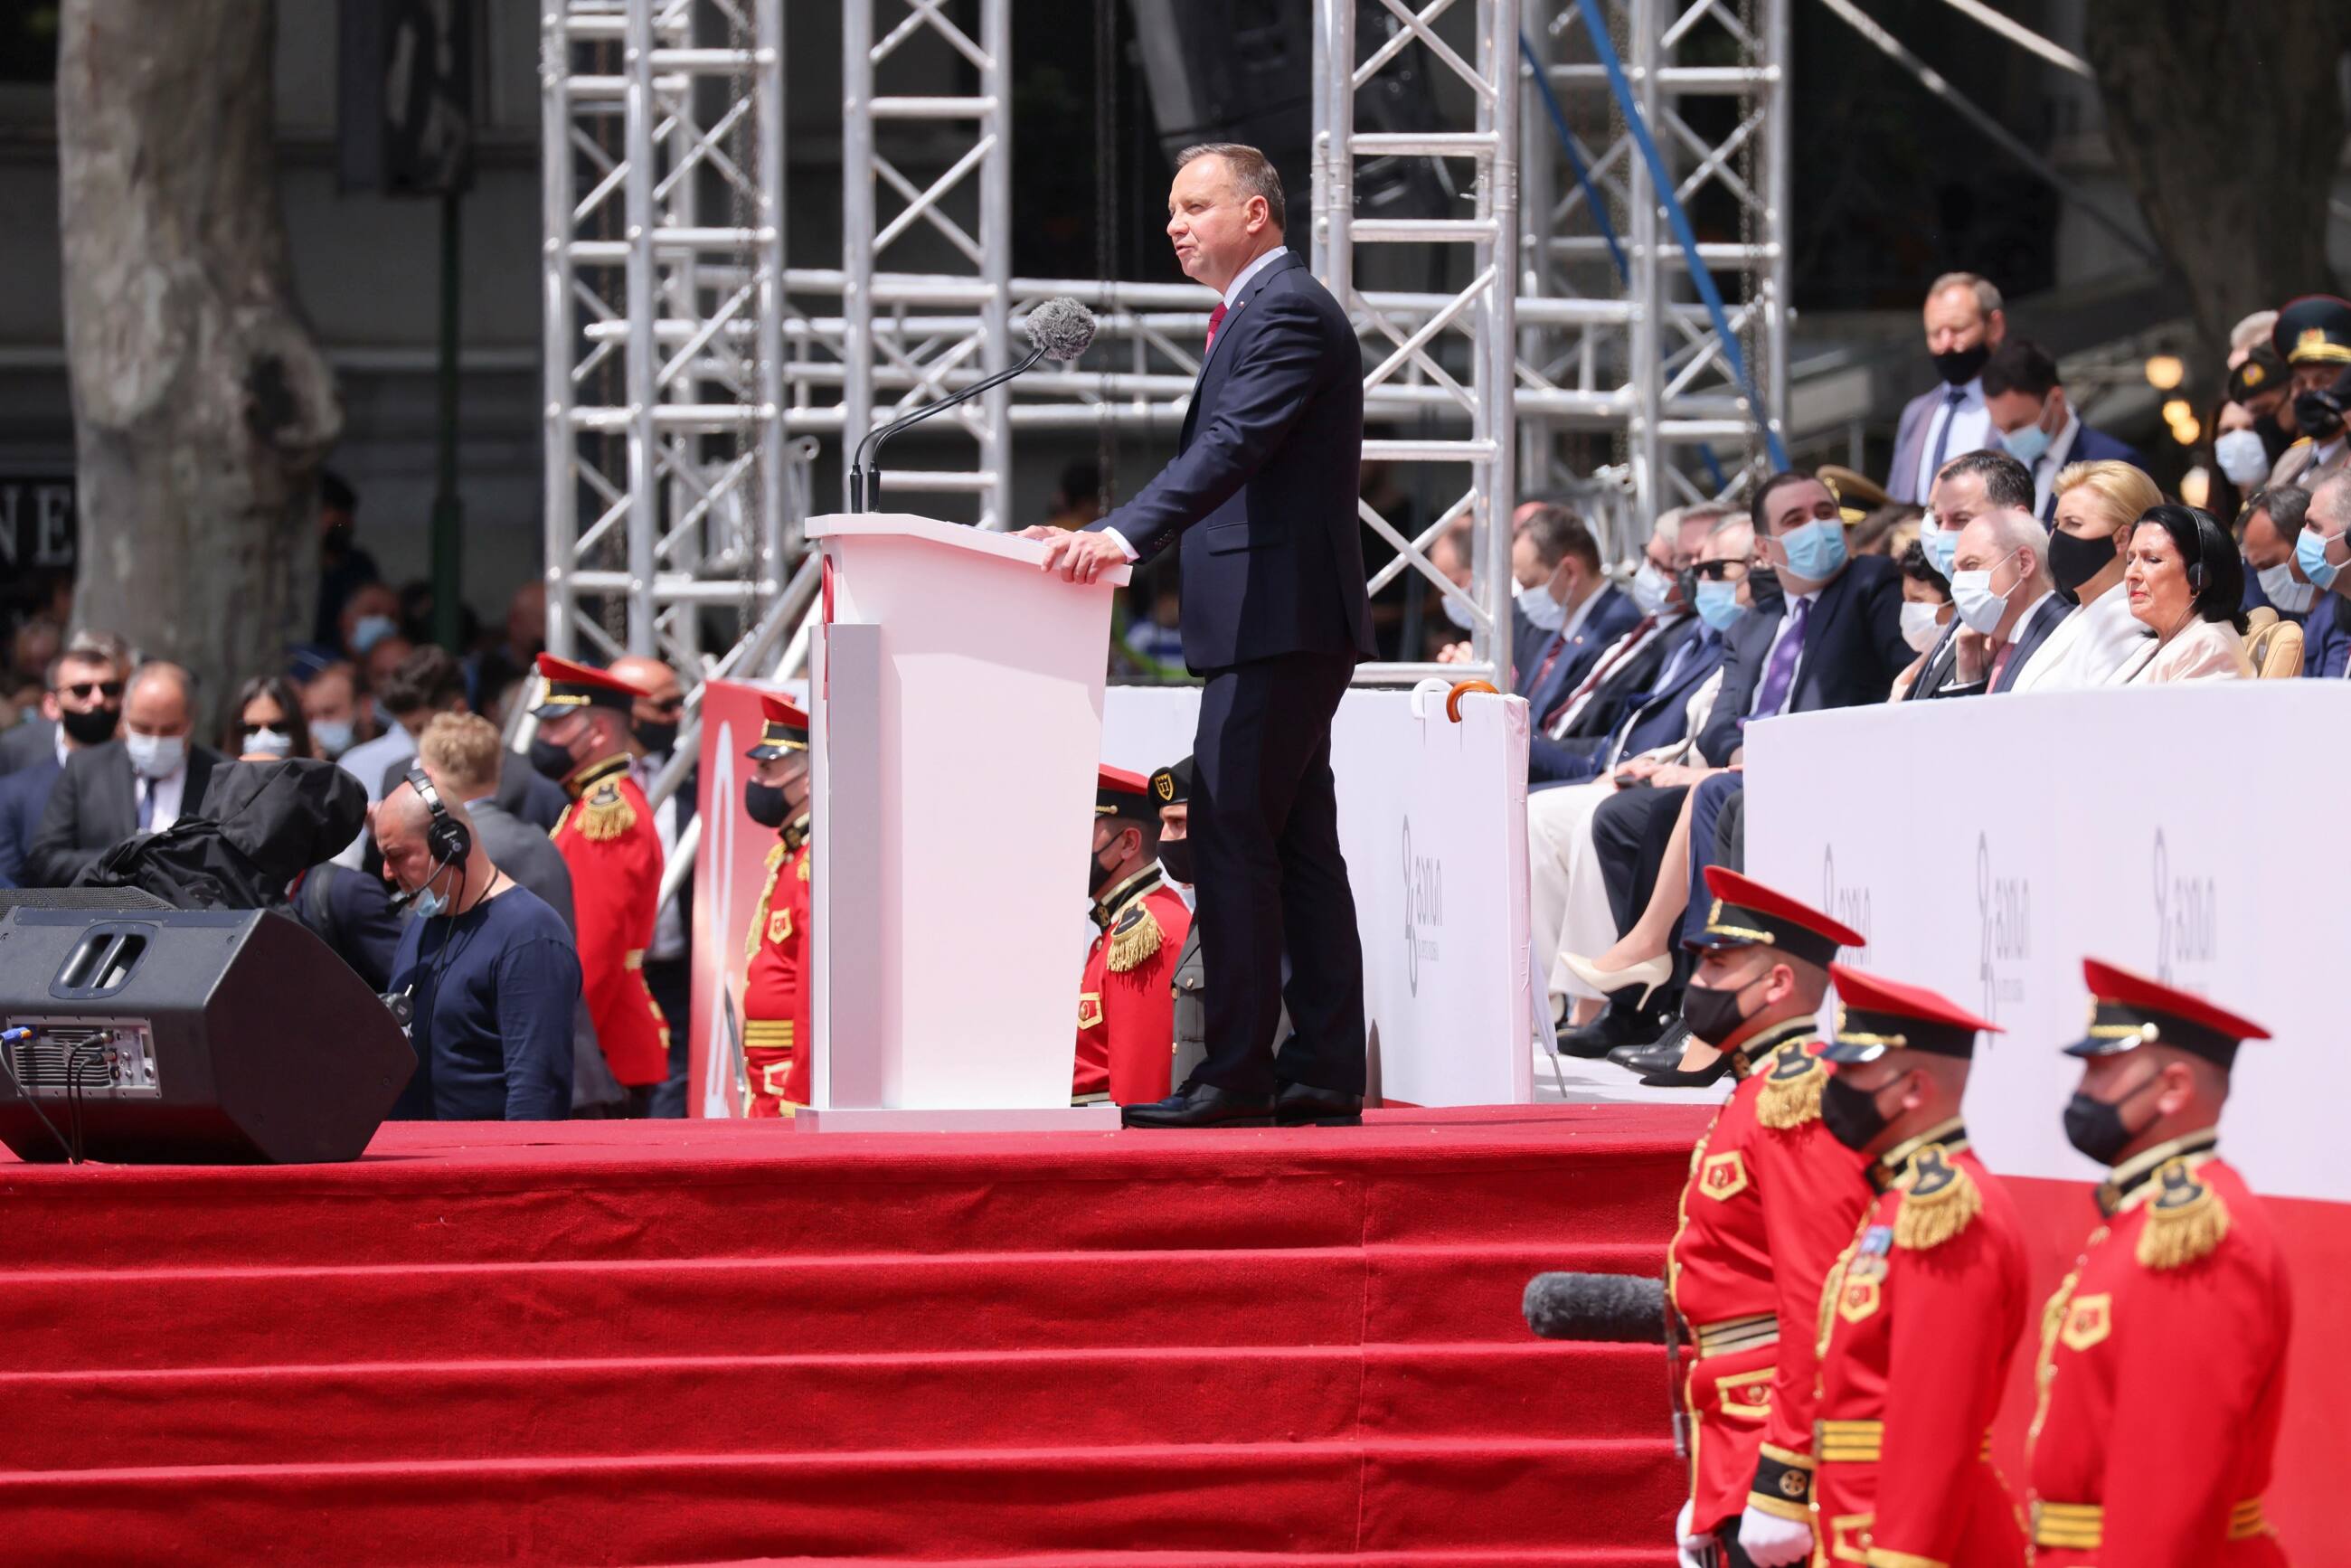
[{"xmin": 802, "ymin": 512, "xmax": 1130, "ymax": 1125}]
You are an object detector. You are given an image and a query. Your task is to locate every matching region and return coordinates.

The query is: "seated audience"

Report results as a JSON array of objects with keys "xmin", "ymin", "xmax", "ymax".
[
  {"xmin": 2011, "ymin": 462, "xmax": 2161, "ymax": 693},
  {"xmin": 29, "ymin": 661, "xmax": 222, "ymax": 888},
  {"xmin": 1441, "ymin": 501, "xmax": 1638, "ymax": 705},
  {"xmin": 2111, "ymin": 505, "xmax": 2252, "ymax": 684},
  {"xmin": 1887, "ymin": 541, "xmax": 1952, "ymax": 698},
  {"xmin": 379, "ymin": 776, "xmax": 580, "ymax": 1121},
  {"xmin": 1916, "ymin": 506, "xmax": 2066, "ymax": 696},
  {"xmin": 1907, "ymin": 449, "xmax": 2037, "ymax": 699}
]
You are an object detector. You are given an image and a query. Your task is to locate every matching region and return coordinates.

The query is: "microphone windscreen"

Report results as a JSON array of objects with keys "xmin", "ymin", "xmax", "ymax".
[
  {"xmin": 1522, "ymin": 1271, "xmax": 1668, "ymax": 1344},
  {"xmin": 1025, "ymin": 297, "xmax": 1099, "ymax": 363}
]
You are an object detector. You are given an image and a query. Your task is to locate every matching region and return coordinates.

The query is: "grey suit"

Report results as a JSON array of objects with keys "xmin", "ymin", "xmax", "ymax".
[{"xmin": 28, "ymin": 740, "xmax": 222, "ymax": 887}]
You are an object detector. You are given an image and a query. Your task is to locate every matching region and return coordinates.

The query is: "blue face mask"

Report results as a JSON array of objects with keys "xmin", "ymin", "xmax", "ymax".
[
  {"xmin": 350, "ymin": 615, "xmax": 400, "ymax": 656},
  {"xmin": 1777, "ymin": 516, "xmax": 1848, "ymax": 583},
  {"xmin": 1694, "ymin": 578, "xmax": 1747, "ymax": 632},
  {"xmin": 2001, "ymin": 418, "xmax": 2051, "ymax": 467},
  {"xmin": 2295, "ymin": 526, "xmax": 2341, "ymax": 592},
  {"xmin": 310, "ymin": 718, "xmax": 354, "ymax": 759},
  {"xmin": 1921, "ymin": 518, "xmax": 1960, "ymax": 580},
  {"xmin": 411, "ymin": 882, "xmax": 448, "ymax": 920}
]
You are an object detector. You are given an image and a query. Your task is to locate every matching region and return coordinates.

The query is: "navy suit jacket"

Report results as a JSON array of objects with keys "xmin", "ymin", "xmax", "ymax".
[
  {"xmin": 1089, "ymin": 250, "xmax": 1375, "ymax": 671},
  {"xmin": 1521, "ymin": 586, "xmax": 1641, "ymax": 727},
  {"xmin": 1696, "ymin": 556, "xmax": 1909, "ymax": 765},
  {"xmin": 0, "ymin": 754, "xmax": 61, "ymax": 888},
  {"xmin": 1529, "ymin": 620, "xmax": 1724, "ymax": 785},
  {"xmin": 0, "ymin": 719, "xmax": 57, "ymax": 778},
  {"xmin": 2240, "ymin": 567, "xmax": 2351, "ymax": 676},
  {"xmin": 1920, "ymin": 592, "xmax": 2072, "ymax": 697},
  {"xmin": 1616, "ymin": 629, "xmax": 1730, "ymax": 758}
]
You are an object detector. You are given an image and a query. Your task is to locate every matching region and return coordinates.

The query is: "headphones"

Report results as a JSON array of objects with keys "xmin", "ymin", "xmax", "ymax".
[
  {"xmin": 2185, "ymin": 510, "xmax": 2222, "ymax": 594},
  {"xmin": 405, "ymin": 766, "xmax": 473, "ymax": 867}
]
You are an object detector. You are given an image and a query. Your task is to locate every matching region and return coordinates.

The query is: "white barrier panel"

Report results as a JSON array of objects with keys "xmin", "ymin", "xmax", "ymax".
[
  {"xmin": 1102, "ymin": 685, "xmax": 1533, "ymax": 1108},
  {"xmin": 1745, "ymin": 682, "xmax": 2351, "ymax": 1201}
]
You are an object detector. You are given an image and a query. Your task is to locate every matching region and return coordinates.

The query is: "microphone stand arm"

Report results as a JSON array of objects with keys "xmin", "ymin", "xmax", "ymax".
[{"xmin": 848, "ymin": 344, "xmax": 1049, "ymax": 513}]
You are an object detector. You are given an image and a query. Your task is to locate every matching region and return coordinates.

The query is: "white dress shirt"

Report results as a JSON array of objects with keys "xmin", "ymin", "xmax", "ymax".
[
  {"xmin": 632, "ymin": 751, "xmax": 688, "ymax": 962},
  {"xmin": 137, "ymin": 763, "xmax": 188, "ymax": 835},
  {"xmin": 1102, "ymin": 245, "xmax": 1294, "ymax": 562},
  {"xmin": 2008, "ymin": 583, "xmax": 2151, "ymax": 694},
  {"xmin": 1914, "ymin": 378, "xmax": 1991, "ymax": 500}
]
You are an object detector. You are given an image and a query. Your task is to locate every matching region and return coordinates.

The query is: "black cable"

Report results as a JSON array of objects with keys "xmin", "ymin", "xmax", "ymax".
[{"xmin": 0, "ymin": 1028, "xmax": 77, "ymax": 1166}]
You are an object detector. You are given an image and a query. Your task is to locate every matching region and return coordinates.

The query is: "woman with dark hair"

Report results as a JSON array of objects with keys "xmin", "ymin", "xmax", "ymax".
[
  {"xmin": 1886, "ymin": 539, "xmax": 1953, "ymax": 698},
  {"xmin": 2110, "ymin": 504, "xmax": 2252, "ymax": 684},
  {"xmin": 231, "ymin": 675, "xmax": 316, "ymax": 760}
]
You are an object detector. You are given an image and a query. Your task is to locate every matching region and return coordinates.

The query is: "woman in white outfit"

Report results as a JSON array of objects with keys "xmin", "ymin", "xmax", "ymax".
[
  {"xmin": 2007, "ymin": 460, "xmax": 2158, "ymax": 692},
  {"xmin": 2108, "ymin": 503, "xmax": 2254, "ymax": 685}
]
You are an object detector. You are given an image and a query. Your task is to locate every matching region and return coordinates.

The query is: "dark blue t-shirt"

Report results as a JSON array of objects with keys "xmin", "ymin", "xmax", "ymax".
[{"xmin": 388, "ymin": 883, "xmax": 580, "ymax": 1120}]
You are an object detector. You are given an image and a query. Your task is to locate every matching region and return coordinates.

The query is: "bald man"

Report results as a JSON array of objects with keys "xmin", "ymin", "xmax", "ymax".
[
  {"xmin": 28, "ymin": 661, "xmax": 224, "ymax": 886},
  {"xmin": 379, "ymin": 775, "xmax": 580, "ymax": 1120},
  {"xmin": 608, "ymin": 654, "xmax": 696, "ymax": 1116},
  {"xmin": 1926, "ymin": 507, "xmax": 2071, "ymax": 697}
]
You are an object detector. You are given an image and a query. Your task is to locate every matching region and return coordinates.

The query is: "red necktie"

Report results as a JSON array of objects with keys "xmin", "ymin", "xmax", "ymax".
[
  {"xmin": 1205, "ymin": 303, "xmax": 1229, "ymax": 354},
  {"xmin": 1544, "ymin": 615, "xmax": 1656, "ymax": 732}
]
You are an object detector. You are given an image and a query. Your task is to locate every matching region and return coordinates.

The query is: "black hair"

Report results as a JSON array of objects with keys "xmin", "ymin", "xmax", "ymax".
[
  {"xmin": 380, "ymin": 645, "xmax": 468, "ymax": 717},
  {"xmin": 2238, "ymin": 485, "xmax": 2311, "ymax": 543},
  {"xmin": 231, "ymin": 674, "xmax": 314, "ymax": 760},
  {"xmin": 2134, "ymin": 503, "xmax": 2247, "ymax": 634},
  {"xmin": 1980, "ymin": 337, "xmax": 2060, "ymax": 401},
  {"xmin": 1897, "ymin": 539, "xmax": 1950, "ymax": 599},
  {"xmin": 1749, "ymin": 468, "xmax": 1820, "ymax": 533},
  {"xmin": 1937, "ymin": 449, "xmax": 2035, "ymax": 512},
  {"xmin": 320, "ymin": 470, "xmax": 357, "ymax": 515}
]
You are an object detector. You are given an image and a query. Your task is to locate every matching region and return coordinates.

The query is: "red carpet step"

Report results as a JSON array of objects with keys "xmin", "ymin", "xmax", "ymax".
[{"xmin": 0, "ymin": 1105, "xmax": 1707, "ymax": 1565}]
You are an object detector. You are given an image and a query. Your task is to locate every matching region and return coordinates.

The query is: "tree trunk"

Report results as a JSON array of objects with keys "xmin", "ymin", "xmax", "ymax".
[
  {"xmin": 57, "ymin": 0, "xmax": 341, "ymax": 737},
  {"xmin": 2083, "ymin": 0, "xmax": 2349, "ymax": 361}
]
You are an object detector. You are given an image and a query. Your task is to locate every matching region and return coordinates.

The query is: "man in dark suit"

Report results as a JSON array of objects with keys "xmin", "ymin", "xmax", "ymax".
[
  {"xmin": 1904, "ymin": 449, "xmax": 2039, "ymax": 703},
  {"xmin": 1921, "ymin": 507, "xmax": 2072, "ymax": 696},
  {"xmin": 1979, "ymin": 337, "xmax": 2151, "ymax": 523},
  {"xmin": 1563, "ymin": 471, "xmax": 1907, "ymax": 1058},
  {"xmin": 1024, "ymin": 143, "xmax": 1374, "ymax": 1129},
  {"xmin": 1886, "ymin": 274, "xmax": 2007, "ymax": 505},
  {"xmin": 28, "ymin": 661, "xmax": 222, "ymax": 888},
  {"xmin": 0, "ymin": 636, "xmax": 127, "ymax": 885},
  {"xmin": 1513, "ymin": 506, "xmax": 1640, "ymax": 728}
]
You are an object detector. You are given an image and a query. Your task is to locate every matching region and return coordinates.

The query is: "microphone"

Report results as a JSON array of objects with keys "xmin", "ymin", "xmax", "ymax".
[
  {"xmin": 1522, "ymin": 1271, "xmax": 1668, "ymax": 1343},
  {"xmin": 848, "ymin": 297, "xmax": 1099, "ymax": 513}
]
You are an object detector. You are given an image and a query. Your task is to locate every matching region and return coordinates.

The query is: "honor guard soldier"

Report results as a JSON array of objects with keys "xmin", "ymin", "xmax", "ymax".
[
  {"xmin": 1074, "ymin": 765, "xmax": 1192, "ymax": 1107},
  {"xmin": 740, "ymin": 694, "xmax": 814, "ymax": 1116},
  {"xmin": 529, "ymin": 653, "xmax": 671, "ymax": 1109},
  {"xmin": 1149, "ymin": 757, "xmax": 1210, "ymax": 1090},
  {"xmin": 2264, "ymin": 294, "xmax": 2351, "ymax": 490},
  {"xmin": 1666, "ymin": 868, "xmax": 1873, "ymax": 1568},
  {"xmin": 2027, "ymin": 959, "xmax": 2290, "ymax": 1568},
  {"xmin": 1812, "ymin": 966, "xmax": 2028, "ymax": 1568}
]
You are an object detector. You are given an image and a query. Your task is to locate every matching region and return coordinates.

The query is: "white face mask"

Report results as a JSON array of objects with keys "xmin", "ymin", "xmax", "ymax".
[
  {"xmin": 1629, "ymin": 558, "xmax": 1672, "ymax": 618},
  {"xmin": 1440, "ymin": 591, "xmax": 1478, "ymax": 631},
  {"xmin": 1949, "ymin": 547, "xmax": 2025, "ymax": 637},
  {"xmin": 2257, "ymin": 560, "xmax": 2318, "ymax": 615},
  {"xmin": 125, "ymin": 732, "xmax": 186, "ymax": 781},
  {"xmin": 1900, "ymin": 600, "xmax": 1946, "ymax": 653},
  {"xmin": 1516, "ymin": 577, "xmax": 1568, "ymax": 632},
  {"xmin": 242, "ymin": 727, "xmax": 294, "ymax": 760},
  {"xmin": 2213, "ymin": 428, "xmax": 2271, "ymax": 488}
]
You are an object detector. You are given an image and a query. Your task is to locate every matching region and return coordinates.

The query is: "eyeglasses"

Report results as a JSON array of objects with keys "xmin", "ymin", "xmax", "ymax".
[
  {"xmin": 644, "ymin": 695, "xmax": 685, "ymax": 715},
  {"xmin": 1691, "ymin": 560, "xmax": 1748, "ymax": 581},
  {"xmin": 56, "ymin": 681, "xmax": 125, "ymax": 700}
]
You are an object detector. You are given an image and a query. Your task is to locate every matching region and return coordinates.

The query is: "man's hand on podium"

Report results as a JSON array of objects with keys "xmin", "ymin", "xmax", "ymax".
[{"xmin": 1019, "ymin": 525, "xmax": 1128, "ymax": 584}]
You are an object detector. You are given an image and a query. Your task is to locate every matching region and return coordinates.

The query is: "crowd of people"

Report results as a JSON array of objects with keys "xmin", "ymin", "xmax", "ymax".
[{"xmin": 1504, "ymin": 278, "xmax": 2351, "ymax": 1080}]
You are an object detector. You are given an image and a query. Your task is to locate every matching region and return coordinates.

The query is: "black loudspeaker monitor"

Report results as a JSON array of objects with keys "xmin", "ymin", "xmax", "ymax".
[{"xmin": 0, "ymin": 904, "xmax": 415, "ymax": 1164}]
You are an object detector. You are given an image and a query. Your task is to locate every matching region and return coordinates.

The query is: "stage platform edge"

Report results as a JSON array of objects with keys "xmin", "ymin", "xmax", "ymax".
[{"xmin": 790, "ymin": 1105, "xmax": 1123, "ymax": 1134}]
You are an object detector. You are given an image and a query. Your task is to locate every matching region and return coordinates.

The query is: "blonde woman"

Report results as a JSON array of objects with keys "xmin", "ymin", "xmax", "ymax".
[{"xmin": 2007, "ymin": 460, "xmax": 2157, "ymax": 692}]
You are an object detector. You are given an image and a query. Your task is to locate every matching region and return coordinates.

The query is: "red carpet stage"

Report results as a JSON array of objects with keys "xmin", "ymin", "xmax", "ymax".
[{"xmin": 0, "ymin": 1107, "xmax": 1705, "ymax": 1567}]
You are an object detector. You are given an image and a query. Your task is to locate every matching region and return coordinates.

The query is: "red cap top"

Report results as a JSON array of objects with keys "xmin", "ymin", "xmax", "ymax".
[
  {"xmin": 744, "ymin": 693, "xmax": 810, "ymax": 759},
  {"xmin": 1824, "ymin": 963, "xmax": 2001, "ymax": 1063},
  {"xmin": 1097, "ymin": 764, "xmax": 1154, "ymax": 819},
  {"xmin": 760, "ymin": 694, "xmax": 809, "ymax": 730},
  {"xmin": 1831, "ymin": 965, "xmax": 2001, "ymax": 1034},
  {"xmin": 1690, "ymin": 865, "xmax": 1865, "ymax": 967},
  {"xmin": 2081, "ymin": 958, "xmax": 2270, "ymax": 1044},
  {"xmin": 531, "ymin": 652, "xmax": 651, "ymax": 717}
]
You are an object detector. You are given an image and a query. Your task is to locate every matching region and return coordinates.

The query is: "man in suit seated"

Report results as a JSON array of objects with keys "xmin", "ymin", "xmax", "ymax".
[
  {"xmin": 1886, "ymin": 273, "xmax": 2007, "ymax": 505},
  {"xmin": 28, "ymin": 660, "xmax": 222, "ymax": 888},
  {"xmin": 1915, "ymin": 506, "xmax": 2070, "ymax": 696},
  {"xmin": 1563, "ymin": 469, "xmax": 1908, "ymax": 1060},
  {"xmin": 0, "ymin": 633, "xmax": 128, "ymax": 887},
  {"xmin": 1908, "ymin": 449, "xmax": 2040, "ymax": 701},
  {"xmin": 1978, "ymin": 337, "xmax": 2150, "ymax": 522},
  {"xmin": 1441, "ymin": 500, "xmax": 1638, "ymax": 710},
  {"xmin": 1528, "ymin": 503, "xmax": 1728, "ymax": 782}
]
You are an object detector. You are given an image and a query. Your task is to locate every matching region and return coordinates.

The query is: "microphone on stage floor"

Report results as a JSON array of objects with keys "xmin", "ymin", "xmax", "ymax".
[
  {"xmin": 1522, "ymin": 1270, "xmax": 1668, "ymax": 1343},
  {"xmin": 847, "ymin": 297, "xmax": 1099, "ymax": 514}
]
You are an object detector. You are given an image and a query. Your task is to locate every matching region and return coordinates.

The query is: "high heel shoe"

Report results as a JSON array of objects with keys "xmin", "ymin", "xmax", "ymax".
[{"xmin": 1558, "ymin": 951, "xmax": 1673, "ymax": 1011}]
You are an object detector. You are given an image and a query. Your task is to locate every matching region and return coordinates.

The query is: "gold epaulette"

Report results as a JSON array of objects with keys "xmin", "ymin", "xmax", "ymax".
[
  {"xmin": 798, "ymin": 851, "xmax": 810, "ymax": 882},
  {"xmin": 764, "ymin": 842, "xmax": 787, "ymax": 874},
  {"xmin": 575, "ymin": 779, "xmax": 637, "ymax": 842},
  {"xmin": 1755, "ymin": 1042, "xmax": 1825, "ymax": 1129},
  {"xmin": 1106, "ymin": 902, "xmax": 1164, "ymax": 973},
  {"xmin": 2137, "ymin": 1158, "xmax": 2230, "ymax": 1270},
  {"xmin": 1893, "ymin": 1145, "xmax": 1980, "ymax": 1251},
  {"xmin": 744, "ymin": 848, "xmax": 786, "ymax": 962}
]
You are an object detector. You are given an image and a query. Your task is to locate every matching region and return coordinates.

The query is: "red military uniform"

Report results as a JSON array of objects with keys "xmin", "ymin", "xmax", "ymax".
[
  {"xmin": 2027, "ymin": 961, "xmax": 2290, "ymax": 1568},
  {"xmin": 535, "ymin": 656, "xmax": 670, "ymax": 1087},
  {"xmin": 742, "ymin": 813, "xmax": 812, "ymax": 1114},
  {"xmin": 1073, "ymin": 866, "xmax": 1191, "ymax": 1104},
  {"xmin": 1812, "ymin": 968, "xmax": 2027, "ymax": 1568},
  {"xmin": 1668, "ymin": 869, "xmax": 1874, "ymax": 1543}
]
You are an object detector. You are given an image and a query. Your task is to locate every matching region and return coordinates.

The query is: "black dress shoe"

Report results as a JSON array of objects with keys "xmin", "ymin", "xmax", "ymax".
[
  {"xmin": 1555, "ymin": 1006, "xmax": 1663, "ymax": 1059},
  {"xmin": 1274, "ymin": 1082, "xmax": 1364, "ymax": 1127},
  {"xmin": 1607, "ymin": 1017, "xmax": 1693, "ymax": 1075},
  {"xmin": 1121, "ymin": 1082, "xmax": 1277, "ymax": 1129},
  {"xmin": 1639, "ymin": 1054, "xmax": 1733, "ymax": 1089}
]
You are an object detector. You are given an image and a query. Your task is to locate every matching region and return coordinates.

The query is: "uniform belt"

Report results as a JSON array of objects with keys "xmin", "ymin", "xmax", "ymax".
[
  {"xmin": 742, "ymin": 1020, "xmax": 796, "ymax": 1047},
  {"xmin": 1815, "ymin": 1419, "xmax": 1993, "ymax": 1466},
  {"xmin": 2030, "ymin": 1497, "xmax": 2266, "ymax": 1549},
  {"xmin": 1691, "ymin": 1313, "xmax": 1779, "ymax": 1356}
]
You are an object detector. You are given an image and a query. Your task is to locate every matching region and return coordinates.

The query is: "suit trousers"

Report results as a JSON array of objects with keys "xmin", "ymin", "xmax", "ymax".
[
  {"xmin": 1191, "ymin": 649, "xmax": 1366, "ymax": 1097},
  {"xmin": 1526, "ymin": 779, "xmax": 1621, "ymax": 1015},
  {"xmin": 643, "ymin": 956, "xmax": 694, "ymax": 1119},
  {"xmin": 1591, "ymin": 783, "xmax": 1691, "ymax": 937},
  {"xmin": 1676, "ymin": 772, "xmax": 1745, "ymax": 948}
]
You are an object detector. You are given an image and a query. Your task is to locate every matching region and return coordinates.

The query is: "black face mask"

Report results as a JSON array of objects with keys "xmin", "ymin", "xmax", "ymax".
[
  {"xmin": 2047, "ymin": 527, "xmax": 2120, "ymax": 596},
  {"xmin": 1676, "ymin": 567, "xmax": 1700, "ymax": 610},
  {"xmin": 744, "ymin": 780, "xmax": 788, "ymax": 830},
  {"xmin": 59, "ymin": 704, "xmax": 120, "ymax": 746},
  {"xmin": 633, "ymin": 718, "xmax": 679, "ymax": 758},
  {"xmin": 527, "ymin": 736, "xmax": 576, "ymax": 782},
  {"xmin": 1821, "ymin": 1071, "xmax": 1897, "ymax": 1153},
  {"xmin": 2061, "ymin": 1066, "xmax": 2157, "ymax": 1166},
  {"xmin": 1157, "ymin": 836, "xmax": 1194, "ymax": 886},
  {"xmin": 1746, "ymin": 566, "xmax": 1786, "ymax": 615},
  {"xmin": 2293, "ymin": 389, "xmax": 2345, "ymax": 439},
  {"xmin": 1681, "ymin": 977, "xmax": 1754, "ymax": 1050},
  {"xmin": 1087, "ymin": 832, "xmax": 1124, "ymax": 897},
  {"xmin": 1932, "ymin": 344, "xmax": 1991, "ymax": 387}
]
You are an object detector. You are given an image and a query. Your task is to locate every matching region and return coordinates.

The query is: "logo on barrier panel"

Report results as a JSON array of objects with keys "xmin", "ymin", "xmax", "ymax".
[
  {"xmin": 2151, "ymin": 828, "xmax": 2217, "ymax": 987},
  {"xmin": 1820, "ymin": 845, "xmax": 1873, "ymax": 966},
  {"xmin": 1976, "ymin": 832, "xmax": 2030, "ymax": 1025},
  {"xmin": 1402, "ymin": 816, "xmax": 1442, "ymax": 997}
]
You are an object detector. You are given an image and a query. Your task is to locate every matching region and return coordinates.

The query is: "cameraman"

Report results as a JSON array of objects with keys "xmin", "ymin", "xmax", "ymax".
[{"xmin": 378, "ymin": 776, "xmax": 579, "ymax": 1120}]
